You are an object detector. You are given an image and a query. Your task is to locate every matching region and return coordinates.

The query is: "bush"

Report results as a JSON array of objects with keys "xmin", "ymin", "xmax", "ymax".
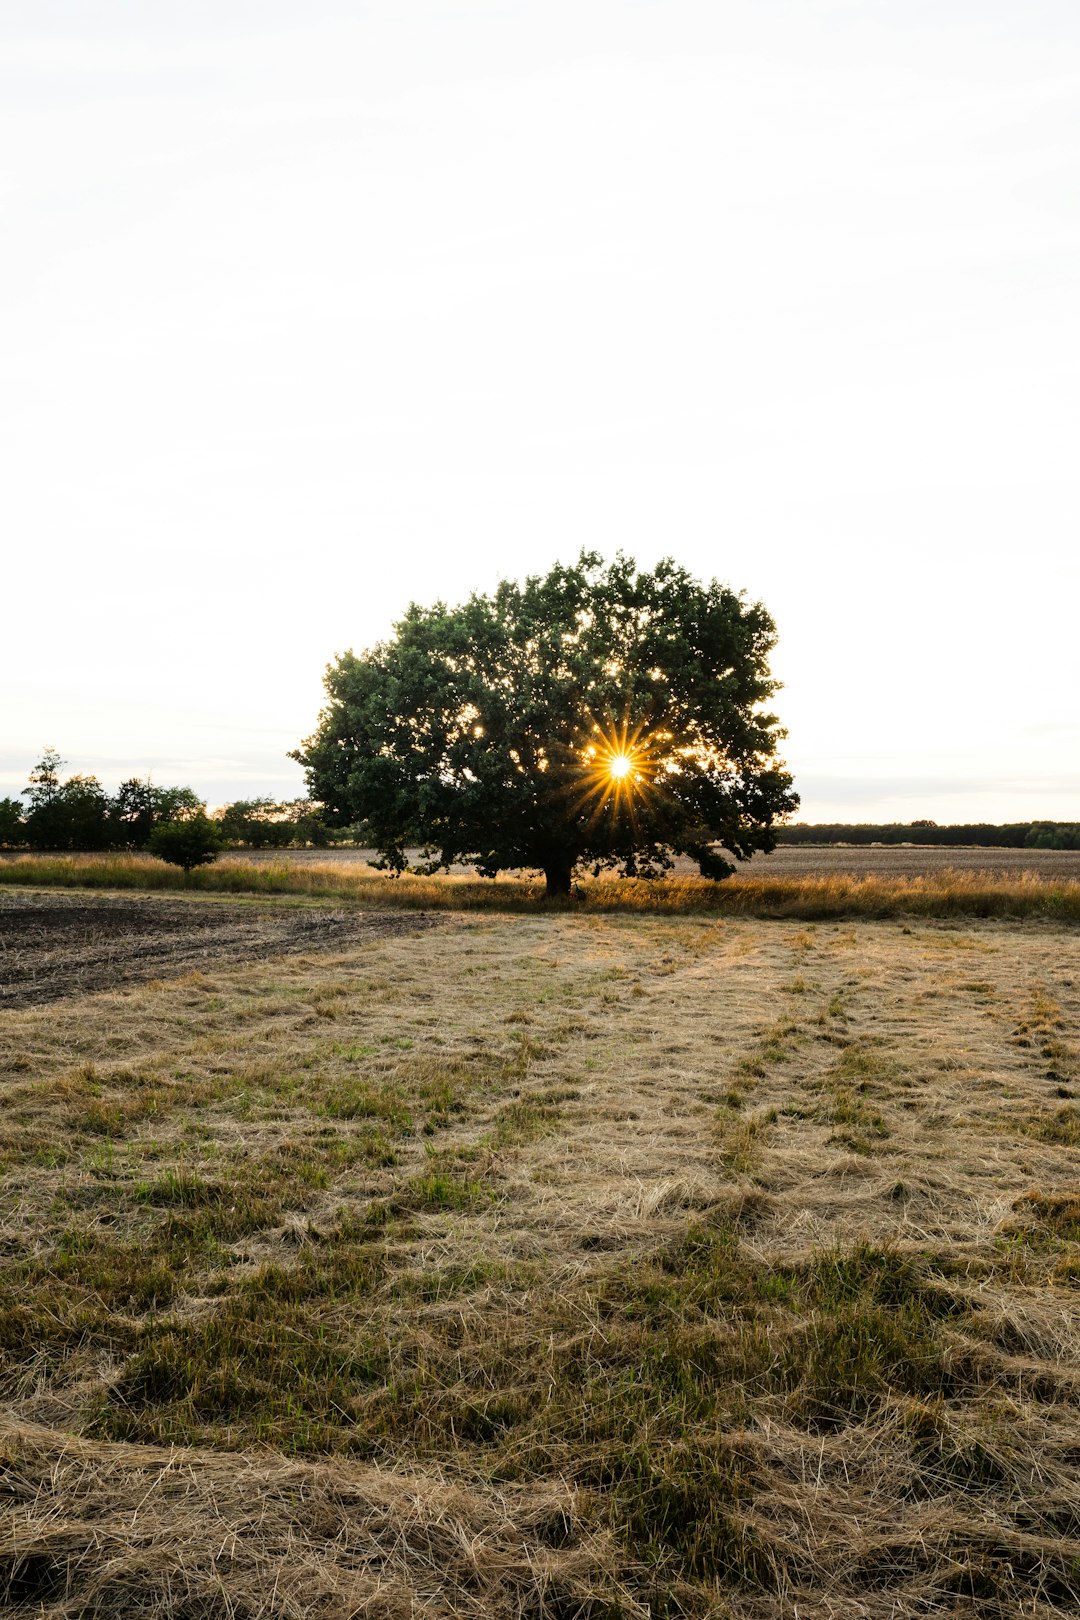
[{"xmin": 146, "ymin": 815, "xmax": 225, "ymax": 872}]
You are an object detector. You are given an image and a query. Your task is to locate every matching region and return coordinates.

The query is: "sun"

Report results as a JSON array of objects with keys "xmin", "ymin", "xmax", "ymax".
[{"xmin": 561, "ymin": 717, "xmax": 662, "ymax": 834}]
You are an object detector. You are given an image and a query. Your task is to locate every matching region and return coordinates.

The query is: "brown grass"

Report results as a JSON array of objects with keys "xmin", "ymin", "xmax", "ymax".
[
  {"xmin": 1, "ymin": 902, "xmax": 1079, "ymax": 1616},
  {"xmin": 1, "ymin": 1421, "xmax": 627, "ymax": 1619},
  {"xmin": 3, "ymin": 851, "xmax": 1080, "ymax": 920}
]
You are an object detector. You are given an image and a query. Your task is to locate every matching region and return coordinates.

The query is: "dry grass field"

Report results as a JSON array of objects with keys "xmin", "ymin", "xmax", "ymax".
[
  {"xmin": 3, "ymin": 853, "xmax": 1080, "ymax": 925},
  {"xmin": 220, "ymin": 844, "xmax": 1080, "ymax": 883},
  {"xmin": 2, "ymin": 887, "xmax": 1079, "ymax": 1617}
]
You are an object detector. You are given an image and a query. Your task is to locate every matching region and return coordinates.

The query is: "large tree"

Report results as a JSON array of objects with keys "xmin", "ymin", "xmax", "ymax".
[{"xmin": 293, "ymin": 552, "xmax": 798, "ymax": 896}]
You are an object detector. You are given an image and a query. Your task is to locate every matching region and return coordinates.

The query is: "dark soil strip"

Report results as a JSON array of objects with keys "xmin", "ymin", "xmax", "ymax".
[{"xmin": 0, "ymin": 893, "xmax": 441, "ymax": 1009}]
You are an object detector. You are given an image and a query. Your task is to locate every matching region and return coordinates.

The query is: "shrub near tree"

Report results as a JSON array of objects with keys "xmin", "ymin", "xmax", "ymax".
[
  {"xmin": 146, "ymin": 813, "xmax": 225, "ymax": 872},
  {"xmin": 294, "ymin": 552, "xmax": 798, "ymax": 896}
]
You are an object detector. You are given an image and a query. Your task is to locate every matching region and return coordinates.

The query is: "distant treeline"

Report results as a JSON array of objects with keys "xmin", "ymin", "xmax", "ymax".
[
  {"xmin": 0, "ymin": 749, "xmax": 338, "ymax": 852},
  {"xmin": 778, "ymin": 820, "xmax": 1080, "ymax": 850},
  {"xmin": 5, "ymin": 753, "xmax": 1078, "ymax": 856}
]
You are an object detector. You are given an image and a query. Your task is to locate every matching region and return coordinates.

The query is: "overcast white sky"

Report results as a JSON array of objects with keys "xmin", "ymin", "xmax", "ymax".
[{"xmin": 3, "ymin": 1, "xmax": 1078, "ymax": 820}]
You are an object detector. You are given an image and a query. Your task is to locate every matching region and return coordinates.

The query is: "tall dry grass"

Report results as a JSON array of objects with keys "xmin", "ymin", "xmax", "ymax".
[{"xmin": 1, "ymin": 851, "xmax": 1079, "ymax": 919}]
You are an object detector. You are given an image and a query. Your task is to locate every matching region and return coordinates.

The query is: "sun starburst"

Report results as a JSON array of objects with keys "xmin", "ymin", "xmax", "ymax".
[{"xmin": 557, "ymin": 715, "xmax": 666, "ymax": 836}]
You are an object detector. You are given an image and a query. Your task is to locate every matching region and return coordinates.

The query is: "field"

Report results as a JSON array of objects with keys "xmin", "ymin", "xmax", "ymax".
[
  {"xmin": 3, "ymin": 851, "xmax": 1080, "ymax": 928},
  {"xmin": 220, "ymin": 844, "xmax": 1080, "ymax": 882},
  {"xmin": 2, "ymin": 886, "xmax": 1080, "ymax": 1617}
]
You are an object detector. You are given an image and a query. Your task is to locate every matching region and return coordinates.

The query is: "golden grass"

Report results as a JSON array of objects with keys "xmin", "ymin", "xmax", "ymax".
[
  {"xmin": 3, "ymin": 850, "xmax": 1080, "ymax": 919},
  {"xmin": 2, "ymin": 905, "xmax": 1079, "ymax": 1616},
  {"xmin": 1, "ymin": 1420, "xmax": 623, "ymax": 1619}
]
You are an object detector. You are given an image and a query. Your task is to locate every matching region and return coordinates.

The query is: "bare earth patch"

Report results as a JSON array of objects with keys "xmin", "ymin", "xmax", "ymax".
[
  {"xmin": 0, "ymin": 891, "xmax": 439, "ymax": 1008},
  {"xmin": 1, "ymin": 893, "xmax": 1078, "ymax": 1617}
]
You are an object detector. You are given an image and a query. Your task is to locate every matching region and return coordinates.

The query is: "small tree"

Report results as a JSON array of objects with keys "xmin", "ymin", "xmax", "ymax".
[
  {"xmin": 24, "ymin": 747, "xmax": 67, "ymax": 850},
  {"xmin": 0, "ymin": 798, "xmax": 25, "ymax": 848},
  {"xmin": 293, "ymin": 552, "xmax": 798, "ymax": 896},
  {"xmin": 146, "ymin": 814, "xmax": 225, "ymax": 872}
]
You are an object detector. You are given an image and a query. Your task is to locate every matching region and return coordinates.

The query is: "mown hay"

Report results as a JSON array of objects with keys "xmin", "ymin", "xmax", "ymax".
[
  {"xmin": 2, "ymin": 906, "xmax": 1079, "ymax": 1616},
  {"xmin": 0, "ymin": 1421, "xmax": 636, "ymax": 1619}
]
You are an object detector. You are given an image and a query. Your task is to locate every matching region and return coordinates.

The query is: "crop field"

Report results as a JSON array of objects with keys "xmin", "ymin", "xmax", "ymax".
[
  {"xmin": 1, "ymin": 888, "xmax": 1079, "ymax": 1618},
  {"xmin": 230, "ymin": 844, "xmax": 1080, "ymax": 882},
  {"xmin": 3, "ymin": 854, "xmax": 1080, "ymax": 928}
]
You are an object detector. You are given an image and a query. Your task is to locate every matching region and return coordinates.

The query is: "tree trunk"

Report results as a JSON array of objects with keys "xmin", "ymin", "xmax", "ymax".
[{"xmin": 543, "ymin": 862, "xmax": 574, "ymax": 899}]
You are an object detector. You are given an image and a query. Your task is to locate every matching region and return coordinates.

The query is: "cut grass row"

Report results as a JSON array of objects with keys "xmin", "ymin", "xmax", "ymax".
[
  {"xmin": 5, "ymin": 1194, "xmax": 1079, "ymax": 1614},
  {"xmin": 4, "ymin": 851, "xmax": 1080, "ymax": 919},
  {"xmin": 3, "ymin": 909, "xmax": 1080, "ymax": 1616}
]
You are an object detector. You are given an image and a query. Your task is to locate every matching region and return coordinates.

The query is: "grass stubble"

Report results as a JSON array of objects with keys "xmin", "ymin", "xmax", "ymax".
[{"xmin": 0, "ymin": 891, "xmax": 1079, "ymax": 1616}]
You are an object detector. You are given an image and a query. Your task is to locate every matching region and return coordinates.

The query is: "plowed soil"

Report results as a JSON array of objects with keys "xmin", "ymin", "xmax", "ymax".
[{"xmin": 0, "ymin": 892, "xmax": 438, "ymax": 1009}]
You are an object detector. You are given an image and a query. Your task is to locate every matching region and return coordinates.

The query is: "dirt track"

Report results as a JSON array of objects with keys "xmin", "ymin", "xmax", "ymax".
[{"xmin": 0, "ymin": 893, "xmax": 439, "ymax": 1009}]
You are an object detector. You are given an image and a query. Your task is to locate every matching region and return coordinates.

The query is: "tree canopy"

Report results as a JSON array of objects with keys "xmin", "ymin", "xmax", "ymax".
[{"xmin": 293, "ymin": 552, "xmax": 798, "ymax": 895}]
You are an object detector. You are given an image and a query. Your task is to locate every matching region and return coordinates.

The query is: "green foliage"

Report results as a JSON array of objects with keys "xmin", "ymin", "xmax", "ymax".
[
  {"xmin": 294, "ymin": 552, "xmax": 798, "ymax": 894},
  {"xmin": 23, "ymin": 748, "xmax": 73, "ymax": 849},
  {"xmin": 780, "ymin": 821, "xmax": 1080, "ymax": 849},
  {"xmin": 25, "ymin": 746, "xmax": 64, "ymax": 807},
  {"xmin": 110, "ymin": 778, "xmax": 203, "ymax": 848},
  {"xmin": 218, "ymin": 797, "xmax": 329, "ymax": 848},
  {"xmin": 57, "ymin": 775, "xmax": 113, "ymax": 849},
  {"xmin": 218, "ymin": 797, "xmax": 292, "ymax": 848},
  {"xmin": 1026, "ymin": 821, "xmax": 1080, "ymax": 851},
  {"xmin": 25, "ymin": 754, "xmax": 112, "ymax": 851},
  {"xmin": 16, "ymin": 752, "xmax": 206, "ymax": 853},
  {"xmin": 0, "ymin": 797, "xmax": 25, "ymax": 847},
  {"xmin": 108, "ymin": 777, "xmax": 159, "ymax": 848},
  {"xmin": 146, "ymin": 814, "xmax": 225, "ymax": 872}
]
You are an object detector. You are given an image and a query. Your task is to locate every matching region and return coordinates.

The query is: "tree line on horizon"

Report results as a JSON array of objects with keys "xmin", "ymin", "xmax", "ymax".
[
  {"xmin": 0, "ymin": 750, "xmax": 334, "ymax": 853},
  {"xmin": 778, "ymin": 819, "xmax": 1080, "ymax": 850},
  {"xmin": 4, "ymin": 753, "xmax": 1077, "ymax": 859}
]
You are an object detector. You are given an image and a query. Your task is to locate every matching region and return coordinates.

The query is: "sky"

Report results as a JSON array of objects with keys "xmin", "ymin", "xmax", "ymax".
[{"xmin": 3, "ymin": 1, "xmax": 1078, "ymax": 822}]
